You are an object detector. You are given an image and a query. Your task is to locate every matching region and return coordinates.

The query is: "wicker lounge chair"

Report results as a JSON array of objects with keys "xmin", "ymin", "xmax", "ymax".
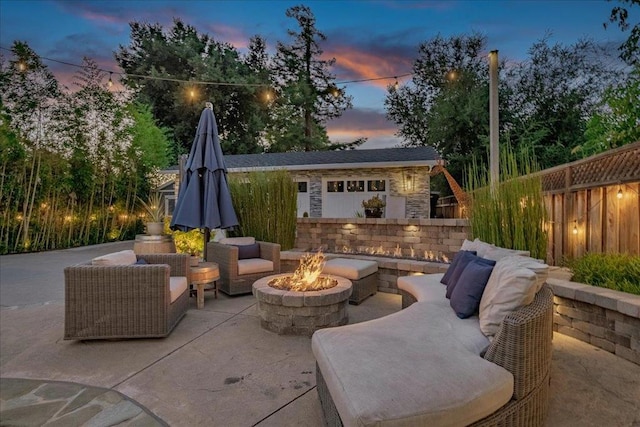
[
  {"xmin": 206, "ymin": 238, "xmax": 280, "ymax": 295},
  {"xmin": 64, "ymin": 253, "xmax": 190, "ymax": 340}
]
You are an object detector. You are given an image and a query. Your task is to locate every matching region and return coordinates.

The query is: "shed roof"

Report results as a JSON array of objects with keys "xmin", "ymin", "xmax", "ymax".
[{"xmin": 162, "ymin": 146, "xmax": 440, "ymax": 173}]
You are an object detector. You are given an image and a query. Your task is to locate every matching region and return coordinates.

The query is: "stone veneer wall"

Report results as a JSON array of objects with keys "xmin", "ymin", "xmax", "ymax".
[
  {"xmin": 289, "ymin": 166, "xmax": 431, "ymax": 219},
  {"xmin": 295, "ymin": 218, "xmax": 470, "ymax": 263},
  {"xmin": 548, "ymin": 278, "xmax": 640, "ymax": 366}
]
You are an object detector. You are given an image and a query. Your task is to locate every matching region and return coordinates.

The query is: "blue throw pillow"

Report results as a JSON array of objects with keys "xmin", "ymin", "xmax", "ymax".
[
  {"xmin": 445, "ymin": 252, "xmax": 495, "ymax": 299},
  {"xmin": 450, "ymin": 259, "xmax": 495, "ymax": 318},
  {"xmin": 135, "ymin": 258, "xmax": 148, "ymax": 265},
  {"xmin": 441, "ymin": 250, "xmax": 477, "ymax": 286},
  {"xmin": 235, "ymin": 243, "xmax": 260, "ymax": 260}
]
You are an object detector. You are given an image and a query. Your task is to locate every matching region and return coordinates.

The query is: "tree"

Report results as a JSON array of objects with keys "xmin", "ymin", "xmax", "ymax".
[
  {"xmin": 606, "ymin": 0, "xmax": 640, "ymax": 66},
  {"xmin": 268, "ymin": 5, "xmax": 354, "ymax": 151},
  {"xmin": 582, "ymin": 68, "xmax": 640, "ymax": 155},
  {"xmin": 385, "ymin": 33, "xmax": 496, "ymax": 194},
  {"xmin": 115, "ymin": 19, "xmax": 269, "ymax": 156},
  {"xmin": 505, "ymin": 37, "xmax": 621, "ymax": 168}
]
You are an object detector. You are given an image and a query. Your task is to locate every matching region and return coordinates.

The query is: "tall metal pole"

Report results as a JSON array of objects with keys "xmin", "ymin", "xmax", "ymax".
[{"xmin": 489, "ymin": 50, "xmax": 499, "ymax": 190}]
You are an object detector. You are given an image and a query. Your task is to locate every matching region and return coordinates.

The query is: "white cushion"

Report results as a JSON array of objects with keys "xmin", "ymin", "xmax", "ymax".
[
  {"xmin": 323, "ymin": 258, "xmax": 378, "ymax": 280},
  {"xmin": 483, "ymin": 246, "xmax": 530, "ymax": 261},
  {"xmin": 91, "ymin": 250, "xmax": 137, "ymax": 266},
  {"xmin": 479, "ymin": 259, "xmax": 539, "ymax": 337},
  {"xmin": 397, "ymin": 273, "xmax": 447, "ymax": 306},
  {"xmin": 169, "ymin": 276, "xmax": 188, "ymax": 303},
  {"xmin": 237, "ymin": 258, "xmax": 273, "ymax": 275},
  {"xmin": 460, "ymin": 238, "xmax": 494, "ymax": 257},
  {"xmin": 312, "ymin": 301, "xmax": 513, "ymax": 427},
  {"xmin": 501, "ymin": 255, "xmax": 549, "ymax": 292},
  {"xmin": 220, "ymin": 237, "xmax": 256, "ymax": 245}
]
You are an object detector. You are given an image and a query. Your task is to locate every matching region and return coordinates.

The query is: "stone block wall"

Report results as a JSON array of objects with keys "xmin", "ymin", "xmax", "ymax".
[
  {"xmin": 548, "ymin": 278, "xmax": 640, "ymax": 366},
  {"xmin": 295, "ymin": 218, "xmax": 470, "ymax": 262}
]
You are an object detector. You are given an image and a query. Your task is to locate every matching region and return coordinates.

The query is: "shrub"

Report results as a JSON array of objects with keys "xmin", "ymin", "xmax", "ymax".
[
  {"xmin": 228, "ymin": 170, "xmax": 297, "ymax": 250},
  {"xmin": 467, "ymin": 146, "xmax": 548, "ymax": 260},
  {"xmin": 568, "ymin": 253, "xmax": 640, "ymax": 295}
]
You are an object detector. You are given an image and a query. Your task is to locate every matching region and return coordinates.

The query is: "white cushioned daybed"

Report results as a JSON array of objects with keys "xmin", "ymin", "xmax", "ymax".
[{"xmin": 312, "ymin": 239, "xmax": 554, "ymax": 427}]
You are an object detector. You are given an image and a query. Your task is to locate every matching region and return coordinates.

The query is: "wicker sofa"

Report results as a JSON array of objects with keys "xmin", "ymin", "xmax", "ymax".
[
  {"xmin": 206, "ymin": 238, "xmax": 281, "ymax": 295},
  {"xmin": 64, "ymin": 252, "xmax": 190, "ymax": 340},
  {"xmin": 312, "ymin": 270, "xmax": 554, "ymax": 426}
]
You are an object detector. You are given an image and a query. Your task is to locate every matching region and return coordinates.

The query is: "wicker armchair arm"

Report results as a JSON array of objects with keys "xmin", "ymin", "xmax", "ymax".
[
  {"xmin": 483, "ymin": 284, "xmax": 554, "ymax": 399},
  {"xmin": 258, "ymin": 241, "xmax": 281, "ymax": 264},
  {"xmin": 206, "ymin": 242, "xmax": 239, "ymax": 276},
  {"xmin": 138, "ymin": 253, "xmax": 190, "ymax": 280}
]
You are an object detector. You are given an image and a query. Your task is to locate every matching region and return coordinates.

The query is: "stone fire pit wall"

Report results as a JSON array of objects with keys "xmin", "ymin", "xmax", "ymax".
[
  {"xmin": 253, "ymin": 274, "xmax": 352, "ymax": 337},
  {"xmin": 295, "ymin": 218, "xmax": 470, "ymax": 262}
]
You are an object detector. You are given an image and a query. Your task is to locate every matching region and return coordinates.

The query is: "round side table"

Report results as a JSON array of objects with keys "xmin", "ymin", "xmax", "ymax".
[{"xmin": 190, "ymin": 261, "xmax": 220, "ymax": 309}]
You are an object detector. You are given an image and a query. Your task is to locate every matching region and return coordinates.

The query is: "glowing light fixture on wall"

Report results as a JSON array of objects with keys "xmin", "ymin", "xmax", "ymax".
[
  {"xmin": 572, "ymin": 220, "xmax": 578, "ymax": 235},
  {"xmin": 402, "ymin": 170, "xmax": 415, "ymax": 192},
  {"xmin": 617, "ymin": 186, "xmax": 623, "ymax": 199}
]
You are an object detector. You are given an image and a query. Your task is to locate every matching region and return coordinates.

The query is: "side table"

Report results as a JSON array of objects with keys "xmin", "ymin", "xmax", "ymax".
[{"xmin": 190, "ymin": 261, "xmax": 220, "ymax": 309}]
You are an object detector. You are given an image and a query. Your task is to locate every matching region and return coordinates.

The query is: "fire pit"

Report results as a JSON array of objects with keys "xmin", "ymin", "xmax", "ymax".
[{"xmin": 252, "ymin": 252, "xmax": 352, "ymax": 336}]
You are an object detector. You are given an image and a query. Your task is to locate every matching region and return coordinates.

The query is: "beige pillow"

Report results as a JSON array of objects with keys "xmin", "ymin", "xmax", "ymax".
[
  {"xmin": 220, "ymin": 237, "xmax": 256, "ymax": 245},
  {"xmin": 501, "ymin": 255, "xmax": 548, "ymax": 292},
  {"xmin": 483, "ymin": 246, "xmax": 530, "ymax": 261},
  {"xmin": 479, "ymin": 259, "xmax": 538, "ymax": 337},
  {"xmin": 91, "ymin": 249, "xmax": 137, "ymax": 266}
]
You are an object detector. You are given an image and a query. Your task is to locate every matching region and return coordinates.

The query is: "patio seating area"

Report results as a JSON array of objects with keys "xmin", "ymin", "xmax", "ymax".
[{"xmin": 1, "ymin": 241, "xmax": 639, "ymax": 426}]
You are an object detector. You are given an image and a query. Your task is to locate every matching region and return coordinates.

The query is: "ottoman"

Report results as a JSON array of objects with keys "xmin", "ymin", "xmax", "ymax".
[{"xmin": 322, "ymin": 258, "xmax": 378, "ymax": 304}]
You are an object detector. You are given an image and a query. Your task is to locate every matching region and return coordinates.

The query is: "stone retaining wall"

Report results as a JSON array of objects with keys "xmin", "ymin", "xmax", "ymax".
[
  {"xmin": 548, "ymin": 278, "xmax": 640, "ymax": 366},
  {"xmin": 295, "ymin": 218, "xmax": 470, "ymax": 262}
]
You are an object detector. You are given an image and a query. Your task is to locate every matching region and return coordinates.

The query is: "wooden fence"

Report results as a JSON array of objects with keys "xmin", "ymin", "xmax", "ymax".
[
  {"xmin": 539, "ymin": 141, "xmax": 640, "ymax": 265},
  {"xmin": 434, "ymin": 142, "xmax": 640, "ymax": 265}
]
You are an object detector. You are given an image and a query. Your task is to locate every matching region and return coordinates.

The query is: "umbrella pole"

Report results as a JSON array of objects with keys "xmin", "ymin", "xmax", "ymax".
[{"xmin": 203, "ymin": 228, "xmax": 211, "ymax": 261}]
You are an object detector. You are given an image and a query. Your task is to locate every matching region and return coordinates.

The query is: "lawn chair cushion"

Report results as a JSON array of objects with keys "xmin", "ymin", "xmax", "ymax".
[
  {"xmin": 220, "ymin": 237, "xmax": 256, "ymax": 246},
  {"xmin": 91, "ymin": 250, "xmax": 137, "ymax": 266},
  {"xmin": 397, "ymin": 273, "xmax": 448, "ymax": 306},
  {"xmin": 169, "ymin": 276, "xmax": 188, "ymax": 303},
  {"xmin": 238, "ymin": 258, "xmax": 273, "ymax": 275}
]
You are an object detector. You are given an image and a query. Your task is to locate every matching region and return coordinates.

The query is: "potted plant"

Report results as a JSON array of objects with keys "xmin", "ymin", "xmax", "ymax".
[
  {"xmin": 362, "ymin": 194, "xmax": 386, "ymax": 218},
  {"xmin": 138, "ymin": 192, "xmax": 165, "ymax": 235},
  {"xmin": 172, "ymin": 229, "xmax": 204, "ymax": 265}
]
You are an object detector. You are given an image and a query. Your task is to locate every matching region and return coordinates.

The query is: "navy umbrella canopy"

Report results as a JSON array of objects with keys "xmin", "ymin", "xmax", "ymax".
[{"xmin": 170, "ymin": 103, "xmax": 239, "ymax": 258}]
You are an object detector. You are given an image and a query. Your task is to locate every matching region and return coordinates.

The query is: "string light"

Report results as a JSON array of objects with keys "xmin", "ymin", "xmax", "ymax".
[
  {"xmin": 17, "ymin": 61, "xmax": 26, "ymax": 72},
  {"xmin": 107, "ymin": 72, "xmax": 113, "ymax": 88},
  {"xmin": 393, "ymin": 77, "xmax": 399, "ymax": 91},
  {"xmin": 617, "ymin": 186, "xmax": 623, "ymax": 199},
  {"xmin": 572, "ymin": 220, "xmax": 578, "ymax": 235},
  {"xmin": 0, "ymin": 46, "xmax": 413, "ymax": 91}
]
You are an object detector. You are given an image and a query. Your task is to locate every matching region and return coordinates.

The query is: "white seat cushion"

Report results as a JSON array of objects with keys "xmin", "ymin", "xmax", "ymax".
[
  {"xmin": 237, "ymin": 258, "xmax": 273, "ymax": 275},
  {"xmin": 323, "ymin": 258, "xmax": 378, "ymax": 280},
  {"xmin": 397, "ymin": 273, "xmax": 447, "ymax": 306},
  {"xmin": 312, "ymin": 302, "xmax": 513, "ymax": 427},
  {"xmin": 220, "ymin": 237, "xmax": 256, "ymax": 245},
  {"xmin": 91, "ymin": 250, "xmax": 137, "ymax": 266},
  {"xmin": 169, "ymin": 276, "xmax": 188, "ymax": 303}
]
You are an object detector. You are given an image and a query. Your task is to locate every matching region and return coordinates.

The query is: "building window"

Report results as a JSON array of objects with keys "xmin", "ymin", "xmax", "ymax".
[
  {"xmin": 347, "ymin": 180, "xmax": 364, "ymax": 192},
  {"xmin": 327, "ymin": 181, "xmax": 344, "ymax": 192},
  {"xmin": 367, "ymin": 180, "xmax": 385, "ymax": 192},
  {"xmin": 297, "ymin": 182, "xmax": 308, "ymax": 193}
]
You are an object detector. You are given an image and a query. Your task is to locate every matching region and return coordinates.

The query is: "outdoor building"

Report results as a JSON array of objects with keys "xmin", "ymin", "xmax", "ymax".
[{"xmin": 160, "ymin": 146, "xmax": 441, "ymax": 219}]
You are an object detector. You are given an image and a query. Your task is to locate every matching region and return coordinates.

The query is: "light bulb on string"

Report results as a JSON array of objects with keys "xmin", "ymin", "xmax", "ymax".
[
  {"xmin": 617, "ymin": 186, "xmax": 623, "ymax": 199},
  {"xmin": 572, "ymin": 220, "xmax": 578, "ymax": 235},
  {"xmin": 393, "ymin": 77, "xmax": 399, "ymax": 91},
  {"xmin": 17, "ymin": 61, "xmax": 26, "ymax": 72},
  {"xmin": 107, "ymin": 72, "xmax": 113, "ymax": 88}
]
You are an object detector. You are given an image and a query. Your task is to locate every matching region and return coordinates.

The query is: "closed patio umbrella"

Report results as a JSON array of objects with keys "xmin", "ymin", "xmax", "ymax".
[{"xmin": 170, "ymin": 102, "xmax": 239, "ymax": 259}]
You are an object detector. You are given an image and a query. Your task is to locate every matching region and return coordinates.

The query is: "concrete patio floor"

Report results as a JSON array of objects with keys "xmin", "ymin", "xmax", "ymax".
[{"xmin": 1, "ymin": 242, "xmax": 639, "ymax": 426}]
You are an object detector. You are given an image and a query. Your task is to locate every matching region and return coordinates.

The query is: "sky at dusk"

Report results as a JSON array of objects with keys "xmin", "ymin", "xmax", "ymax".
[{"xmin": 0, "ymin": 0, "xmax": 627, "ymax": 149}]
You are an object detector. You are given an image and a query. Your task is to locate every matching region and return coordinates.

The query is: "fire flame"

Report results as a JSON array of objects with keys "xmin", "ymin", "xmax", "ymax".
[
  {"xmin": 269, "ymin": 251, "xmax": 337, "ymax": 291},
  {"xmin": 328, "ymin": 245, "xmax": 450, "ymax": 263}
]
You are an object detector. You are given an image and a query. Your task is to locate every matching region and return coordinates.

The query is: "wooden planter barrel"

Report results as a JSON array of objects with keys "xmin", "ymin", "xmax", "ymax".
[{"xmin": 133, "ymin": 234, "xmax": 176, "ymax": 254}]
